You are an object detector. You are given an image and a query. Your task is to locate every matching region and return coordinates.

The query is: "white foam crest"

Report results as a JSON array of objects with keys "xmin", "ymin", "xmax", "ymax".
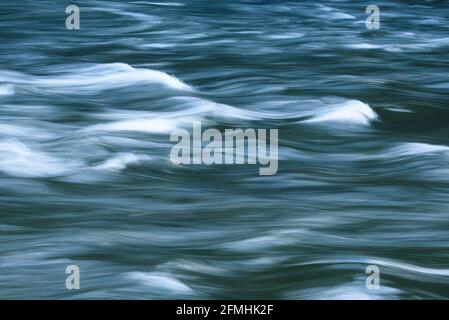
[
  {"xmin": 317, "ymin": 6, "xmax": 355, "ymax": 20},
  {"xmin": 85, "ymin": 118, "xmax": 178, "ymax": 134},
  {"xmin": 0, "ymin": 139, "xmax": 77, "ymax": 178},
  {"xmin": 0, "ymin": 63, "xmax": 191, "ymax": 92},
  {"xmin": 376, "ymin": 38, "xmax": 449, "ymax": 52},
  {"xmin": 0, "ymin": 84, "xmax": 14, "ymax": 96},
  {"xmin": 90, "ymin": 5, "xmax": 162, "ymax": 22},
  {"xmin": 126, "ymin": 271, "xmax": 194, "ymax": 294},
  {"xmin": 329, "ymin": 12, "xmax": 356, "ymax": 20},
  {"xmin": 287, "ymin": 281, "xmax": 401, "ymax": 300},
  {"xmin": 295, "ymin": 258, "xmax": 449, "ymax": 277},
  {"xmin": 366, "ymin": 258, "xmax": 449, "ymax": 277},
  {"xmin": 317, "ymin": 4, "xmax": 333, "ymax": 12},
  {"xmin": 303, "ymin": 100, "xmax": 378, "ymax": 125},
  {"xmin": 178, "ymin": 97, "xmax": 292, "ymax": 121},
  {"xmin": 347, "ymin": 43, "xmax": 403, "ymax": 52},
  {"xmin": 222, "ymin": 230, "xmax": 301, "ymax": 252},
  {"xmin": 88, "ymin": 96, "xmax": 270, "ymax": 125},
  {"xmin": 348, "ymin": 43, "xmax": 382, "ymax": 50},
  {"xmin": 133, "ymin": 1, "xmax": 185, "ymax": 6},
  {"xmin": 389, "ymin": 143, "xmax": 449, "ymax": 157},
  {"xmin": 95, "ymin": 153, "xmax": 152, "ymax": 171},
  {"xmin": 0, "ymin": 124, "xmax": 56, "ymax": 141},
  {"xmin": 223, "ymin": 235, "xmax": 282, "ymax": 251},
  {"xmin": 161, "ymin": 259, "xmax": 228, "ymax": 275},
  {"xmin": 265, "ymin": 32, "xmax": 305, "ymax": 40},
  {"xmin": 188, "ymin": 98, "xmax": 265, "ymax": 120}
]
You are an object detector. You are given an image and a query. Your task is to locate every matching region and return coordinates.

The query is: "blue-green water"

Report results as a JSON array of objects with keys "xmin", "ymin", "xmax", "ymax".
[{"xmin": 0, "ymin": 1, "xmax": 449, "ymax": 299}]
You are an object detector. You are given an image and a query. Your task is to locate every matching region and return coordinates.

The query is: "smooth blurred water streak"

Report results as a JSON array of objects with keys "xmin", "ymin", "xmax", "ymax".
[{"xmin": 0, "ymin": 0, "xmax": 448, "ymax": 299}]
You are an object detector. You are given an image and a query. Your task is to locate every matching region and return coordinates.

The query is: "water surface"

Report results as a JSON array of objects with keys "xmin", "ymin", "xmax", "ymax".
[{"xmin": 0, "ymin": 1, "xmax": 449, "ymax": 299}]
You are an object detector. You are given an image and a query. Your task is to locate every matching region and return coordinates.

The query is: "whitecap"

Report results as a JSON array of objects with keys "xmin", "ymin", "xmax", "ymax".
[
  {"xmin": 160, "ymin": 259, "xmax": 227, "ymax": 276},
  {"xmin": 265, "ymin": 32, "xmax": 305, "ymax": 40},
  {"xmin": 294, "ymin": 258, "xmax": 449, "ymax": 277},
  {"xmin": 0, "ymin": 123, "xmax": 56, "ymax": 141},
  {"xmin": 303, "ymin": 100, "xmax": 378, "ymax": 125},
  {"xmin": 0, "ymin": 139, "xmax": 78, "ymax": 178},
  {"xmin": 329, "ymin": 12, "xmax": 356, "ymax": 20},
  {"xmin": 222, "ymin": 231, "xmax": 299, "ymax": 252},
  {"xmin": 384, "ymin": 107, "xmax": 413, "ymax": 113},
  {"xmin": 316, "ymin": 4, "xmax": 355, "ymax": 20},
  {"xmin": 89, "ymin": 96, "xmax": 279, "ymax": 123},
  {"xmin": 126, "ymin": 271, "xmax": 194, "ymax": 294},
  {"xmin": 388, "ymin": 143, "xmax": 449, "ymax": 157},
  {"xmin": 0, "ymin": 84, "xmax": 14, "ymax": 96},
  {"xmin": 317, "ymin": 4, "xmax": 333, "ymax": 12},
  {"xmin": 347, "ymin": 43, "xmax": 382, "ymax": 50},
  {"xmin": 0, "ymin": 63, "xmax": 191, "ymax": 93},
  {"xmin": 135, "ymin": 1, "xmax": 185, "ymax": 6},
  {"xmin": 366, "ymin": 258, "xmax": 449, "ymax": 277},
  {"xmin": 142, "ymin": 43, "xmax": 177, "ymax": 49},
  {"xmin": 346, "ymin": 43, "xmax": 403, "ymax": 52},
  {"xmin": 95, "ymin": 153, "xmax": 152, "ymax": 171},
  {"xmin": 171, "ymin": 96, "xmax": 296, "ymax": 121},
  {"xmin": 85, "ymin": 118, "xmax": 177, "ymax": 134},
  {"xmin": 90, "ymin": 6, "xmax": 161, "ymax": 22},
  {"xmin": 286, "ymin": 280, "xmax": 401, "ymax": 300},
  {"xmin": 223, "ymin": 235, "xmax": 281, "ymax": 251}
]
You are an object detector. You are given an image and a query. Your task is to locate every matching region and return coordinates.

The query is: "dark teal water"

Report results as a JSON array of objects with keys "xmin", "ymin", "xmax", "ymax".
[{"xmin": 0, "ymin": 1, "xmax": 449, "ymax": 299}]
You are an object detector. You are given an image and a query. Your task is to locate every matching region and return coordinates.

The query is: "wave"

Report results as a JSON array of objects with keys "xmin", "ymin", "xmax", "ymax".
[
  {"xmin": 329, "ymin": 12, "xmax": 356, "ymax": 20},
  {"xmin": 94, "ymin": 153, "xmax": 152, "ymax": 171},
  {"xmin": 302, "ymin": 100, "xmax": 378, "ymax": 125},
  {"xmin": 126, "ymin": 271, "xmax": 194, "ymax": 295},
  {"xmin": 317, "ymin": 5, "xmax": 356, "ymax": 20},
  {"xmin": 84, "ymin": 96, "xmax": 288, "ymax": 132},
  {"xmin": 0, "ymin": 139, "xmax": 79, "ymax": 178},
  {"xmin": 0, "ymin": 140, "xmax": 154, "ymax": 178},
  {"xmin": 0, "ymin": 84, "xmax": 14, "ymax": 96},
  {"xmin": 294, "ymin": 258, "xmax": 449, "ymax": 277},
  {"xmin": 369, "ymin": 258, "xmax": 449, "ymax": 277},
  {"xmin": 0, "ymin": 124, "xmax": 50, "ymax": 140},
  {"xmin": 89, "ymin": 4, "xmax": 162, "ymax": 23},
  {"xmin": 265, "ymin": 32, "xmax": 305, "ymax": 40},
  {"xmin": 347, "ymin": 43, "xmax": 383, "ymax": 50},
  {"xmin": 388, "ymin": 143, "xmax": 449, "ymax": 157},
  {"xmin": 0, "ymin": 63, "xmax": 191, "ymax": 93},
  {"xmin": 84, "ymin": 118, "xmax": 179, "ymax": 134},
  {"xmin": 286, "ymin": 281, "xmax": 401, "ymax": 300},
  {"xmin": 169, "ymin": 97, "xmax": 269, "ymax": 121},
  {"xmin": 133, "ymin": 1, "xmax": 185, "ymax": 6},
  {"xmin": 83, "ymin": 97, "xmax": 380, "ymax": 134},
  {"xmin": 347, "ymin": 37, "xmax": 449, "ymax": 53}
]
